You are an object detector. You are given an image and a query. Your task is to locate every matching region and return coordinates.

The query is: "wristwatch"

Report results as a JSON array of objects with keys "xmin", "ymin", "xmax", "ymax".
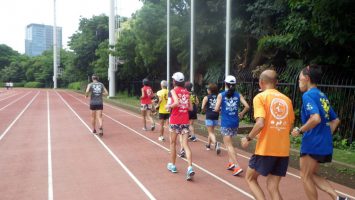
[
  {"xmin": 246, "ymin": 136, "xmax": 252, "ymax": 141},
  {"xmin": 295, "ymin": 127, "xmax": 303, "ymax": 134}
]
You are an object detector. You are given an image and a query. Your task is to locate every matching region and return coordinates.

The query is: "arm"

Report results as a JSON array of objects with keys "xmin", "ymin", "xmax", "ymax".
[
  {"xmin": 292, "ymin": 114, "xmax": 321, "ymax": 137},
  {"xmin": 214, "ymin": 94, "xmax": 222, "ymax": 112},
  {"xmin": 195, "ymin": 96, "xmax": 200, "ymax": 106},
  {"xmin": 239, "ymin": 94, "xmax": 250, "ymax": 119},
  {"xmin": 85, "ymin": 84, "xmax": 91, "ymax": 98},
  {"xmin": 201, "ymin": 96, "xmax": 208, "ymax": 112},
  {"xmin": 168, "ymin": 90, "xmax": 179, "ymax": 109},
  {"xmin": 156, "ymin": 94, "xmax": 163, "ymax": 109},
  {"xmin": 140, "ymin": 88, "xmax": 145, "ymax": 99},
  {"xmin": 241, "ymin": 117, "xmax": 265, "ymax": 148},
  {"xmin": 103, "ymin": 86, "xmax": 109, "ymax": 96},
  {"xmin": 329, "ymin": 118, "xmax": 340, "ymax": 134}
]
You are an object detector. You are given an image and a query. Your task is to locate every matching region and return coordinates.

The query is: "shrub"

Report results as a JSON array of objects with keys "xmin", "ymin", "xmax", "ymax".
[
  {"xmin": 14, "ymin": 81, "xmax": 26, "ymax": 87},
  {"xmin": 68, "ymin": 82, "xmax": 82, "ymax": 90},
  {"xmin": 24, "ymin": 82, "xmax": 44, "ymax": 88}
]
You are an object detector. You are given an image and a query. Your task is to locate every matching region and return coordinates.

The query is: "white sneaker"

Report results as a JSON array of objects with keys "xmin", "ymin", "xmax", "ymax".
[{"xmin": 158, "ymin": 136, "xmax": 165, "ymax": 142}]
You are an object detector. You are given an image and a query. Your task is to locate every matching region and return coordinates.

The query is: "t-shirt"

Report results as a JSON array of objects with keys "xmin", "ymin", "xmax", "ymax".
[
  {"xmin": 157, "ymin": 88, "xmax": 170, "ymax": 114},
  {"xmin": 253, "ymin": 89, "xmax": 295, "ymax": 157},
  {"xmin": 169, "ymin": 86, "xmax": 190, "ymax": 125},
  {"xmin": 220, "ymin": 91, "xmax": 240, "ymax": 128},
  {"xmin": 89, "ymin": 82, "xmax": 105, "ymax": 106},
  {"xmin": 300, "ymin": 88, "xmax": 337, "ymax": 155},
  {"xmin": 206, "ymin": 94, "xmax": 219, "ymax": 120},
  {"xmin": 141, "ymin": 86, "xmax": 153, "ymax": 104}
]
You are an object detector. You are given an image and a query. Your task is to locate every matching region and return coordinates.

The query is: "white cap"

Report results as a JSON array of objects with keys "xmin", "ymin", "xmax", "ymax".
[
  {"xmin": 161, "ymin": 80, "xmax": 167, "ymax": 87},
  {"xmin": 225, "ymin": 75, "xmax": 236, "ymax": 84},
  {"xmin": 172, "ymin": 72, "xmax": 185, "ymax": 82}
]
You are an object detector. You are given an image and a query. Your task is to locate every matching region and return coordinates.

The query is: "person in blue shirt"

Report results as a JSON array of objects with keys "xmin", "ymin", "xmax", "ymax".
[
  {"xmin": 215, "ymin": 75, "xmax": 250, "ymax": 176},
  {"xmin": 291, "ymin": 65, "xmax": 346, "ymax": 200}
]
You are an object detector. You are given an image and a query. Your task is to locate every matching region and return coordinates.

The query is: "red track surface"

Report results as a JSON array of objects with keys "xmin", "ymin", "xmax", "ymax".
[{"xmin": 0, "ymin": 89, "xmax": 354, "ymax": 200}]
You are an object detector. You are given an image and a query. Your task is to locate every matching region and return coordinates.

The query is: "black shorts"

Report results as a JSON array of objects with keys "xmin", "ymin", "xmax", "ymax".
[
  {"xmin": 90, "ymin": 104, "xmax": 103, "ymax": 110},
  {"xmin": 188, "ymin": 104, "xmax": 198, "ymax": 120},
  {"xmin": 159, "ymin": 113, "xmax": 170, "ymax": 120},
  {"xmin": 249, "ymin": 155, "xmax": 289, "ymax": 177},
  {"xmin": 300, "ymin": 153, "xmax": 332, "ymax": 163}
]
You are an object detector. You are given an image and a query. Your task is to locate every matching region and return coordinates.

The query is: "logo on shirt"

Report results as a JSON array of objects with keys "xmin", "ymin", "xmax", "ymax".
[
  {"xmin": 306, "ymin": 103, "xmax": 313, "ymax": 111},
  {"xmin": 209, "ymin": 98, "xmax": 217, "ymax": 109},
  {"xmin": 178, "ymin": 93, "xmax": 189, "ymax": 110},
  {"xmin": 320, "ymin": 98, "xmax": 330, "ymax": 119},
  {"xmin": 92, "ymin": 84, "xmax": 102, "ymax": 96},
  {"xmin": 225, "ymin": 97, "xmax": 238, "ymax": 112},
  {"xmin": 270, "ymin": 98, "xmax": 288, "ymax": 120}
]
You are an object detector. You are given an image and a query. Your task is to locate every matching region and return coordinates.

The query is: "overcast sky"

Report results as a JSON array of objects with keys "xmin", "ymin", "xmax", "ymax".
[{"xmin": 0, "ymin": 0, "xmax": 142, "ymax": 53}]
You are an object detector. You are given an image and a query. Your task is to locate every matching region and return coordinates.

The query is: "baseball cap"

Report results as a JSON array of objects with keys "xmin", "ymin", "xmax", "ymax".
[
  {"xmin": 172, "ymin": 72, "xmax": 184, "ymax": 82},
  {"xmin": 225, "ymin": 75, "xmax": 236, "ymax": 84}
]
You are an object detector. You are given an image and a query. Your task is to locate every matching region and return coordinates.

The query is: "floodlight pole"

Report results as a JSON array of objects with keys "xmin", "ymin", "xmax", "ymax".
[
  {"xmin": 53, "ymin": 0, "xmax": 58, "ymax": 89},
  {"xmin": 225, "ymin": 0, "xmax": 231, "ymax": 77},
  {"xmin": 108, "ymin": 0, "xmax": 117, "ymax": 97},
  {"xmin": 190, "ymin": 0, "xmax": 195, "ymax": 86},
  {"xmin": 167, "ymin": 0, "xmax": 170, "ymax": 89}
]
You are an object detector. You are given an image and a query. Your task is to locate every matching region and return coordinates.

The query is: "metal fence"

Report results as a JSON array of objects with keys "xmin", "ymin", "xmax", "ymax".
[{"xmin": 117, "ymin": 67, "xmax": 355, "ymax": 143}]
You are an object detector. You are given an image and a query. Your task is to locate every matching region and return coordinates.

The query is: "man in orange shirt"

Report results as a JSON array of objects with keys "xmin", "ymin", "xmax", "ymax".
[{"xmin": 241, "ymin": 69, "xmax": 295, "ymax": 200}]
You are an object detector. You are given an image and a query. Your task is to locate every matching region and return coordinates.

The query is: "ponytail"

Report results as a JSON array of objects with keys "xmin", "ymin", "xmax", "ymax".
[{"xmin": 226, "ymin": 83, "xmax": 235, "ymax": 98}]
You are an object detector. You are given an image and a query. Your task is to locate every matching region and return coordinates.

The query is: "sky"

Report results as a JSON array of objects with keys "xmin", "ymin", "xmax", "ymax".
[{"xmin": 0, "ymin": 0, "xmax": 143, "ymax": 53}]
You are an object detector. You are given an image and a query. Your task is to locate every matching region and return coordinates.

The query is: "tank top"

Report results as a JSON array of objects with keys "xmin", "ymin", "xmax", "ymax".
[
  {"xmin": 220, "ymin": 91, "xmax": 240, "ymax": 128},
  {"xmin": 169, "ymin": 86, "xmax": 190, "ymax": 124},
  {"xmin": 206, "ymin": 94, "xmax": 219, "ymax": 120},
  {"xmin": 90, "ymin": 82, "xmax": 104, "ymax": 105},
  {"xmin": 141, "ymin": 86, "xmax": 153, "ymax": 104}
]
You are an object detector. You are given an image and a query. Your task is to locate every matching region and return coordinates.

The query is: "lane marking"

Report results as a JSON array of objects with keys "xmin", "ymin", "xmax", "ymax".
[
  {"xmin": 47, "ymin": 92, "xmax": 54, "ymax": 200},
  {"xmin": 0, "ymin": 92, "xmax": 31, "ymax": 112},
  {"xmin": 65, "ymin": 92, "xmax": 255, "ymax": 199},
  {"xmin": 0, "ymin": 92, "xmax": 20, "ymax": 102},
  {"xmin": 0, "ymin": 92, "xmax": 40, "ymax": 142},
  {"xmin": 56, "ymin": 91, "xmax": 157, "ymax": 200},
  {"xmin": 67, "ymin": 91, "xmax": 355, "ymax": 199}
]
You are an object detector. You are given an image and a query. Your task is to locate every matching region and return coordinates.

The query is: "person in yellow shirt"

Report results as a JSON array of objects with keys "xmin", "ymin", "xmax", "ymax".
[
  {"xmin": 241, "ymin": 70, "xmax": 295, "ymax": 200},
  {"xmin": 156, "ymin": 80, "xmax": 170, "ymax": 142}
]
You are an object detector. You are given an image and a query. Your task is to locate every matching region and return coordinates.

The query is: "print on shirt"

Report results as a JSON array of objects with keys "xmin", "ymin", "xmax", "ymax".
[
  {"xmin": 178, "ymin": 93, "xmax": 189, "ymax": 110},
  {"xmin": 209, "ymin": 98, "xmax": 217, "ymax": 110},
  {"xmin": 270, "ymin": 98, "xmax": 289, "ymax": 131},
  {"xmin": 92, "ymin": 84, "xmax": 103, "ymax": 96},
  {"xmin": 225, "ymin": 96, "xmax": 239, "ymax": 114},
  {"xmin": 320, "ymin": 98, "xmax": 330, "ymax": 119}
]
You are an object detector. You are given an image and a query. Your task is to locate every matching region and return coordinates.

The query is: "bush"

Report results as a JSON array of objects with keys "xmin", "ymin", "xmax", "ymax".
[
  {"xmin": 14, "ymin": 81, "xmax": 26, "ymax": 87},
  {"xmin": 24, "ymin": 82, "xmax": 44, "ymax": 88},
  {"xmin": 68, "ymin": 82, "xmax": 83, "ymax": 90}
]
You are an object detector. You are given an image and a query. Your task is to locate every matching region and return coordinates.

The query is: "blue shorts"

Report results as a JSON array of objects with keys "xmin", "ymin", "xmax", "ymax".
[
  {"xmin": 220, "ymin": 127, "xmax": 238, "ymax": 136},
  {"xmin": 205, "ymin": 119, "xmax": 218, "ymax": 127},
  {"xmin": 169, "ymin": 124, "xmax": 190, "ymax": 135},
  {"xmin": 249, "ymin": 155, "xmax": 289, "ymax": 177}
]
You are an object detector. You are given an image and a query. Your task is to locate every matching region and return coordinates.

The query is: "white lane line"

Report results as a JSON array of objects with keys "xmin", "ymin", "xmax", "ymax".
[
  {"xmin": 0, "ymin": 92, "xmax": 20, "ymax": 102},
  {"xmin": 47, "ymin": 92, "xmax": 54, "ymax": 200},
  {"xmin": 0, "ymin": 92, "xmax": 40, "ymax": 142},
  {"xmin": 0, "ymin": 92, "xmax": 31, "ymax": 112},
  {"xmin": 56, "ymin": 91, "xmax": 156, "ymax": 200},
  {"xmin": 65, "ymin": 92, "xmax": 255, "ymax": 199},
  {"xmin": 67, "ymin": 91, "xmax": 355, "ymax": 199}
]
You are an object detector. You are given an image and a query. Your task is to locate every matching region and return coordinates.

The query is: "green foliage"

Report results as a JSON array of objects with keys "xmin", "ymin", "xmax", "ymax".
[
  {"xmin": 68, "ymin": 82, "xmax": 82, "ymax": 90},
  {"xmin": 24, "ymin": 82, "xmax": 44, "ymax": 88}
]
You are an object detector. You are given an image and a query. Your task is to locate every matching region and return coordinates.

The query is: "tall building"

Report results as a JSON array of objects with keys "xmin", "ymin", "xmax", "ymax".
[{"xmin": 25, "ymin": 23, "xmax": 62, "ymax": 57}]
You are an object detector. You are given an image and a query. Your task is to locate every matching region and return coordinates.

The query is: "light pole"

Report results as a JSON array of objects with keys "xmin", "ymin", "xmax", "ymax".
[
  {"xmin": 167, "ymin": 0, "xmax": 170, "ymax": 89},
  {"xmin": 190, "ymin": 0, "xmax": 195, "ymax": 86},
  {"xmin": 225, "ymin": 0, "xmax": 231, "ymax": 77},
  {"xmin": 53, "ymin": 0, "xmax": 58, "ymax": 89},
  {"xmin": 108, "ymin": 0, "xmax": 117, "ymax": 97}
]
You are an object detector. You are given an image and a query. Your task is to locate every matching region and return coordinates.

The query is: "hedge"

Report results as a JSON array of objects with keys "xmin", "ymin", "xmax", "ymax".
[{"xmin": 24, "ymin": 82, "xmax": 44, "ymax": 88}]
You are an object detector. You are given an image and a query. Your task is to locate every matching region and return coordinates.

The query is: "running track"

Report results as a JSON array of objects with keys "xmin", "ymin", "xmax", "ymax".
[{"xmin": 0, "ymin": 89, "xmax": 354, "ymax": 200}]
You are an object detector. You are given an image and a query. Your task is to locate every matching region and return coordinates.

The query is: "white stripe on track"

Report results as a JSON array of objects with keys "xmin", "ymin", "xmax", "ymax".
[
  {"xmin": 0, "ymin": 92, "xmax": 31, "ymax": 112},
  {"xmin": 65, "ymin": 92, "xmax": 255, "ymax": 199},
  {"xmin": 0, "ymin": 92, "xmax": 20, "ymax": 102},
  {"xmin": 47, "ymin": 92, "xmax": 54, "ymax": 200},
  {"xmin": 56, "ymin": 91, "xmax": 157, "ymax": 200},
  {"xmin": 0, "ymin": 91, "xmax": 40, "ymax": 141},
  {"xmin": 66, "ymin": 91, "xmax": 355, "ymax": 199}
]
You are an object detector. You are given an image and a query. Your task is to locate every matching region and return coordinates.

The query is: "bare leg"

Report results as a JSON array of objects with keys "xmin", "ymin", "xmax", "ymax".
[
  {"xmin": 266, "ymin": 175, "xmax": 283, "ymax": 200},
  {"xmin": 223, "ymin": 136, "xmax": 238, "ymax": 165},
  {"xmin": 159, "ymin": 119, "xmax": 165, "ymax": 137},
  {"xmin": 91, "ymin": 111, "xmax": 96, "ymax": 130},
  {"xmin": 207, "ymin": 126, "xmax": 217, "ymax": 146},
  {"xmin": 189, "ymin": 120, "xmax": 195, "ymax": 136},
  {"xmin": 312, "ymin": 166, "xmax": 337, "ymax": 199},
  {"xmin": 245, "ymin": 167, "xmax": 265, "ymax": 200},
  {"xmin": 141, "ymin": 110, "xmax": 147, "ymax": 129},
  {"xmin": 97, "ymin": 110, "xmax": 103, "ymax": 128},
  {"xmin": 169, "ymin": 132, "xmax": 178, "ymax": 165},
  {"xmin": 146, "ymin": 109, "xmax": 155, "ymax": 128},
  {"xmin": 181, "ymin": 133, "xmax": 193, "ymax": 166},
  {"xmin": 300, "ymin": 156, "xmax": 318, "ymax": 200}
]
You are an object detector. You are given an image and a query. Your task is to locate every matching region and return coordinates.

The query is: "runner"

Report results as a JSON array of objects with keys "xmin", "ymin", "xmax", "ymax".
[
  {"xmin": 85, "ymin": 75, "xmax": 108, "ymax": 137},
  {"xmin": 156, "ymin": 80, "xmax": 170, "ymax": 141},
  {"xmin": 291, "ymin": 65, "xmax": 347, "ymax": 200},
  {"xmin": 140, "ymin": 78, "xmax": 155, "ymax": 131},
  {"xmin": 166, "ymin": 72, "xmax": 195, "ymax": 180},
  {"xmin": 185, "ymin": 81, "xmax": 199, "ymax": 142},
  {"xmin": 201, "ymin": 83, "xmax": 221, "ymax": 154},
  {"xmin": 215, "ymin": 75, "xmax": 250, "ymax": 176},
  {"xmin": 241, "ymin": 69, "xmax": 295, "ymax": 200}
]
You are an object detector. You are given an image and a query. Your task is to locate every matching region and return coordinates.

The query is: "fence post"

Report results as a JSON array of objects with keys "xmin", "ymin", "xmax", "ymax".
[{"xmin": 350, "ymin": 107, "xmax": 355, "ymax": 144}]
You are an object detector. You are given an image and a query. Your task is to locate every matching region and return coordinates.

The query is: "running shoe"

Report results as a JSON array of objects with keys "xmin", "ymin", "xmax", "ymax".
[
  {"xmin": 178, "ymin": 149, "xmax": 186, "ymax": 158},
  {"xmin": 99, "ymin": 127, "xmax": 103, "ymax": 137},
  {"xmin": 167, "ymin": 163, "xmax": 177, "ymax": 173},
  {"xmin": 189, "ymin": 135, "xmax": 197, "ymax": 142},
  {"xmin": 232, "ymin": 166, "xmax": 243, "ymax": 176},
  {"xmin": 227, "ymin": 162, "xmax": 235, "ymax": 170},
  {"xmin": 186, "ymin": 166, "xmax": 195, "ymax": 181},
  {"xmin": 205, "ymin": 144, "xmax": 211, "ymax": 150},
  {"xmin": 337, "ymin": 196, "xmax": 349, "ymax": 200},
  {"xmin": 215, "ymin": 142, "xmax": 221, "ymax": 155},
  {"xmin": 142, "ymin": 127, "xmax": 148, "ymax": 131},
  {"xmin": 151, "ymin": 125, "xmax": 155, "ymax": 131},
  {"xmin": 158, "ymin": 136, "xmax": 165, "ymax": 142},
  {"xmin": 92, "ymin": 129, "xmax": 97, "ymax": 134}
]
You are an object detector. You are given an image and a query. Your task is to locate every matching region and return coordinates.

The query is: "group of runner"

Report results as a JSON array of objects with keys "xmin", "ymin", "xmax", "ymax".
[{"xmin": 84, "ymin": 65, "xmax": 348, "ymax": 200}]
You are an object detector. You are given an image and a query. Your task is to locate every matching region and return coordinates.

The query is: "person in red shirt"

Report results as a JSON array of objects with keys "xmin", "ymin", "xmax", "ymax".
[
  {"xmin": 165, "ymin": 72, "xmax": 195, "ymax": 180},
  {"xmin": 140, "ymin": 78, "xmax": 155, "ymax": 131}
]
